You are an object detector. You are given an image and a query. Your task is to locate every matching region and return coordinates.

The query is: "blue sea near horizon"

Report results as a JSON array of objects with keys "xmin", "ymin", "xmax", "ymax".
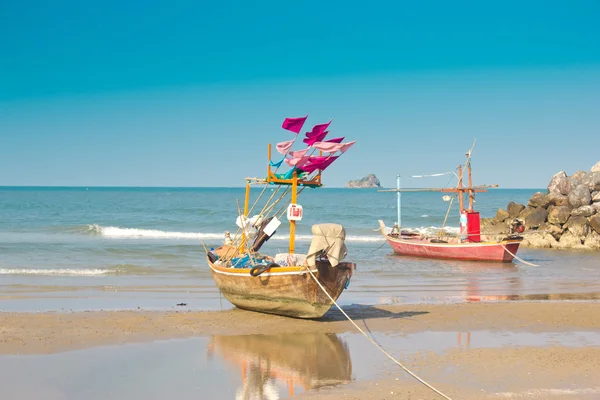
[{"xmin": 1, "ymin": 186, "xmax": 600, "ymax": 312}]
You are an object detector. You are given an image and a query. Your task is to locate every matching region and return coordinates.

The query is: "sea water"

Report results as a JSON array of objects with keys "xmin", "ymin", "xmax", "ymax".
[{"xmin": 1, "ymin": 186, "xmax": 599, "ymax": 312}]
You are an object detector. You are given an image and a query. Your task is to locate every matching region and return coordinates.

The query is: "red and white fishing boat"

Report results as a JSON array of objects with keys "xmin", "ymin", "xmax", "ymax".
[{"xmin": 378, "ymin": 144, "xmax": 524, "ymax": 262}]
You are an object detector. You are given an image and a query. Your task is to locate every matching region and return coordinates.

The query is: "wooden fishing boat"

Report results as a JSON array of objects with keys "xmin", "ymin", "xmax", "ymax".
[
  {"xmin": 378, "ymin": 143, "xmax": 524, "ymax": 262},
  {"xmin": 206, "ymin": 116, "xmax": 357, "ymax": 318},
  {"xmin": 207, "ymin": 332, "xmax": 352, "ymax": 397}
]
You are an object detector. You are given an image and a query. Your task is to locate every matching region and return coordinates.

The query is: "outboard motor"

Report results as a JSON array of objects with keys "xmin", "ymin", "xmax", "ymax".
[{"xmin": 251, "ymin": 216, "xmax": 281, "ymax": 252}]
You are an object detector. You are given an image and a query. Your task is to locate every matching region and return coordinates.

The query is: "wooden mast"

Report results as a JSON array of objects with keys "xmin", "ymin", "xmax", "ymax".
[{"xmin": 289, "ymin": 170, "xmax": 297, "ymax": 254}]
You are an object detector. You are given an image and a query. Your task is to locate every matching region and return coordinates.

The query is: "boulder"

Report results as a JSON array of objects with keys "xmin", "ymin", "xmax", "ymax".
[
  {"xmin": 572, "ymin": 170, "xmax": 588, "ymax": 181},
  {"xmin": 548, "ymin": 192, "xmax": 569, "ymax": 206},
  {"xmin": 547, "ymin": 171, "xmax": 569, "ymax": 195},
  {"xmin": 555, "ymin": 231, "xmax": 584, "ymax": 249},
  {"xmin": 523, "ymin": 207, "xmax": 548, "ymax": 229},
  {"xmin": 592, "ymin": 191, "xmax": 600, "ymax": 202},
  {"xmin": 538, "ymin": 222, "xmax": 563, "ymax": 241},
  {"xmin": 584, "ymin": 230, "xmax": 600, "ymax": 250},
  {"xmin": 493, "ymin": 208, "xmax": 510, "ymax": 223},
  {"xmin": 571, "ymin": 205, "xmax": 596, "ymax": 218},
  {"xmin": 506, "ymin": 201, "xmax": 525, "ymax": 218},
  {"xmin": 567, "ymin": 185, "xmax": 592, "ymax": 208},
  {"xmin": 564, "ymin": 216, "xmax": 589, "ymax": 238},
  {"xmin": 593, "ymin": 203, "xmax": 600, "ymax": 213},
  {"xmin": 481, "ymin": 221, "xmax": 509, "ymax": 236},
  {"xmin": 528, "ymin": 192, "xmax": 551, "ymax": 208},
  {"xmin": 581, "ymin": 171, "xmax": 600, "ymax": 191},
  {"xmin": 589, "ymin": 215, "xmax": 600, "ymax": 235},
  {"xmin": 591, "ymin": 161, "xmax": 600, "ymax": 173},
  {"xmin": 521, "ymin": 233, "xmax": 558, "ymax": 249},
  {"xmin": 547, "ymin": 206, "xmax": 570, "ymax": 225}
]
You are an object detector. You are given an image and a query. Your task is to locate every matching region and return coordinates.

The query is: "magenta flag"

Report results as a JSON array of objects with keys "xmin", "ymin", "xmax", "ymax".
[
  {"xmin": 288, "ymin": 148, "xmax": 308, "ymax": 158},
  {"xmin": 303, "ymin": 130, "xmax": 328, "ymax": 146},
  {"xmin": 339, "ymin": 140, "xmax": 357, "ymax": 154},
  {"xmin": 275, "ymin": 139, "xmax": 294, "ymax": 155},
  {"xmin": 326, "ymin": 137, "xmax": 345, "ymax": 143},
  {"xmin": 306, "ymin": 121, "xmax": 331, "ymax": 137},
  {"xmin": 282, "ymin": 116, "xmax": 308, "ymax": 134},
  {"xmin": 312, "ymin": 141, "xmax": 344, "ymax": 153}
]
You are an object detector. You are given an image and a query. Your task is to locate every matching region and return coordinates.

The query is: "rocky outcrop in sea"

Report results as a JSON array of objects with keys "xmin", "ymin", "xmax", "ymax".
[
  {"xmin": 481, "ymin": 161, "xmax": 600, "ymax": 250},
  {"xmin": 346, "ymin": 174, "xmax": 381, "ymax": 188}
]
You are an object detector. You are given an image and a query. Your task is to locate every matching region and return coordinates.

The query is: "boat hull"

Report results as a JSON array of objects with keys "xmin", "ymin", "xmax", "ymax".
[
  {"xmin": 208, "ymin": 254, "xmax": 354, "ymax": 319},
  {"xmin": 384, "ymin": 235, "xmax": 522, "ymax": 262}
]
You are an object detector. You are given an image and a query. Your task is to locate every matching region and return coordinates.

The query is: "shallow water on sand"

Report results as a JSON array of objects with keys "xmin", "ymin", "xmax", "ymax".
[{"xmin": 1, "ymin": 330, "xmax": 599, "ymax": 399}]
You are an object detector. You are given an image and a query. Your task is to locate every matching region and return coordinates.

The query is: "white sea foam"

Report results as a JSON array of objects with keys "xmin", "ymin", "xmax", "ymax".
[
  {"xmin": 87, "ymin": 224, "xmax": 224, "ymax": 240},
  {"xmin": 0, "ymin": 268, "xmax": 113, "ymax": 276},
  {"xmin": 87, "ymin": 224, "xmax": 383, "ymax": 242}
]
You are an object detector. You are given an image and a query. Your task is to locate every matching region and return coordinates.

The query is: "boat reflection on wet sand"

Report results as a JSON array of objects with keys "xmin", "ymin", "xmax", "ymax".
[{"xmin": 207, "ymin": 332, "xmax": 352, "ymax": 399}]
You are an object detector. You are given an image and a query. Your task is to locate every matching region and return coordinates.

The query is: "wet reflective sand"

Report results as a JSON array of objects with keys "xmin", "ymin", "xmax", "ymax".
[{"xmin": 1, "ymin": 329, "xmax": 599, "ymax": 399}]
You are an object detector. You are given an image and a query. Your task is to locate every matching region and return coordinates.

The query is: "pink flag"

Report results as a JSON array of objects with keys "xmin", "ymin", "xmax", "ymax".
[
  {"xmin": 311, "ymin": 141, "xmax": 344, "ymax": 153},
  {"xmin": 282, "ymin": 116, "xmax": 308, "ymax": 134},
  {"xmin": 285, "ymin": 155, "xmax": 311, "ymax": 167},
  {"xmin": 276, "ymin": 139, "xmax": 294, "ymax": 155},
  {"xmin": 288, "ymin": 148, "xmax": 308, "ymax": 158},
  {"xmin": 326, "ymin": 137, "xmax": 345, "ymax": 143},
  {"xmin": 339, "ymin": 140, "xmax": 357, "ymax": 154},
  {"xmin": 306, "ymin": 121, "xmax": 331, "ymax": 137},
  {"xmin": 303, "ymin": 130, "xmax": 329, "ymax": 146}
]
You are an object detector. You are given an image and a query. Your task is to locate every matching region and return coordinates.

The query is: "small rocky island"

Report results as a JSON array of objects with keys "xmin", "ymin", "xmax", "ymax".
[
  {"xmin": 481, "ymin": 161, "xmax": 600, "ymax": 250},
  {"xmin": 346, "ymin": 174, "xmax": 381, "ymax": 188}
]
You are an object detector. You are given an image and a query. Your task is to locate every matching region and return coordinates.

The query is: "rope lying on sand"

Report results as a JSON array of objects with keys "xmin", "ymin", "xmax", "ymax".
[{"xmin": 305, "ymin": 266, "xmax": 454, "ymax": 400}]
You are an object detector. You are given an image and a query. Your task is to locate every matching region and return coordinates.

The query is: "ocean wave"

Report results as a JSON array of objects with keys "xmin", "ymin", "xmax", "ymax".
[
  {"xmin": 85, "ymin": 225, "xmax": 383, "ymax": 243},
  {"xmin": 0, "ymin": 264, "xmax": 159, "ymax": 277},
  {"xmin": 0, "ymin": 268, "xmax": 113, "ymax": 276},
  {"xmin": 86, "ymin": 224, "xmax": 224, "ymax": 240}
]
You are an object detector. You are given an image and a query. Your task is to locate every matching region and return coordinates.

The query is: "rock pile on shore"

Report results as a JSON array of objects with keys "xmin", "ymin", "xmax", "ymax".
[{"xmin": 481, "ymin": 161, "xmax": 600, "ymax": 249}]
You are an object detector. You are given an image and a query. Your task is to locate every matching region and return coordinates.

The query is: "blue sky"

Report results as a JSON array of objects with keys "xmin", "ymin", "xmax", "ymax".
[{"xmin": 1, "ymin": 0, "xmax": 599, "ymax": 188}]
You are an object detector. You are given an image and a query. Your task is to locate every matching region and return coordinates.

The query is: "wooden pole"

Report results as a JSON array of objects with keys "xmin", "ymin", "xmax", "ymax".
[
  {"xmin": 468, "ymin": 159, "xmax": 474, "ymax": 211},
  {"xmin": 289, "ymin": 170, "xmax": 298, "ymax": 254},
  {"xmin": 267, "ymin": 143, "xmax": 272, "ymax": 178},
  {"xmin": 240, "ymin": 181, "xmax": 250, "ymax": 252}
]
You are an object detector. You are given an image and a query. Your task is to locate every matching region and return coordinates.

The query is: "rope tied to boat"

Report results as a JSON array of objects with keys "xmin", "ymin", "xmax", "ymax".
[
  {"xmin": 304, "ymin": 266, "xmax": 453, "ymax": 400},
  {"xmin": 499, "ymin": 243, "xmax": 539, "ymax": 267},
  {"xmin": 306, "ymin": 226, "xmax": 454, "ymax": 400}
]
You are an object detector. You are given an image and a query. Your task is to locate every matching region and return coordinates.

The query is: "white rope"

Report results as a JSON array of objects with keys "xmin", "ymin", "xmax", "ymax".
[
  {"xmin": 500, "ymin": 243, "xmax": 539, "ymax": 267},
  {"xmin": 305, "ymin": 267, "xmax": 454, "ymax": 400}
]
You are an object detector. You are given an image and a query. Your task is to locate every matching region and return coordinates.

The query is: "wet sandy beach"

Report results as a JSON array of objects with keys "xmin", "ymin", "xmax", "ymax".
[{"xmin": 1, "ymin": 302, "xmax": 599, "ymax": 399}]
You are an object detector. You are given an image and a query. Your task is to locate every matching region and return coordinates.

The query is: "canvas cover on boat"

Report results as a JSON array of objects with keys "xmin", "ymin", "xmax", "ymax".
[{"xmin": 306, "ymin": 223, "xmax": 347, "ymax": 267}]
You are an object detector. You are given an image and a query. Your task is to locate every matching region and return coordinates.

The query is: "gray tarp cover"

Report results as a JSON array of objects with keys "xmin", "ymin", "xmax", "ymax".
[{"xmin": 306, "ymin": 223, "xmax": 347, "ymax": 267}]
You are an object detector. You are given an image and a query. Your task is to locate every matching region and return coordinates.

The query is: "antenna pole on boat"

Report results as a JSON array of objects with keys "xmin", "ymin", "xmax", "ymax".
[
  {"xmin": 467, "ymin": 153, "xmax": 474, "ymax": 211},
  {"xmin": 396, "ymin": 174, "xmax": 401, "ymax": 230}
]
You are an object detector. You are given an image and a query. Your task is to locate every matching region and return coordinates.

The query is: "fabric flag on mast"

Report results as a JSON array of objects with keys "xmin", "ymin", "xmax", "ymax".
[
  {"xmin": 312, "ymin": 141, "xmax": 344, "ymax": 153},
  {"xmin": 281, "ymin": 115, "xmax": 308, "ymax": 134},
  {"xmin": 284, "ymin": 155, "xmax": 311, "ymax": 167},
  {"xmin": 302, "ymin": 120, "xmax": 331, "ymax": 145},
  {"xmin": 300, "ymin": 156, "xmax": 339, "ymax": 173},
  {"xmin": 288, "ymin": 148, "xmax": 309, "ymax": 158},
  {"xmin": 339, "ymin": 140, "xmax": 357, "ymax": 154},
  {"xmin": 325, "ymin": 137, "xmax": 344, "ymax": 143},
  {"xmin": 275, "ymin": 139, "xmax": 294, "ymax": 155},
  {"xmin": 303, "ymin": 130, "xmax": 329, "ymax": 146}
]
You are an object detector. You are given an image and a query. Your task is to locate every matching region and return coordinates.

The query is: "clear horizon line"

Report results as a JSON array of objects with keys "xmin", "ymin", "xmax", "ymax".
[{"xmin": 0, "ymin": 185, "xmax": 545, "ymax": 190}]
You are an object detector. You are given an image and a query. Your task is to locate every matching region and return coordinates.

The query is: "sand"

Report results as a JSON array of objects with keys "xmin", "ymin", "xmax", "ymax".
[{"xmin": 1, "ymin": 302, "xmax": 599, "ymax": 399}]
